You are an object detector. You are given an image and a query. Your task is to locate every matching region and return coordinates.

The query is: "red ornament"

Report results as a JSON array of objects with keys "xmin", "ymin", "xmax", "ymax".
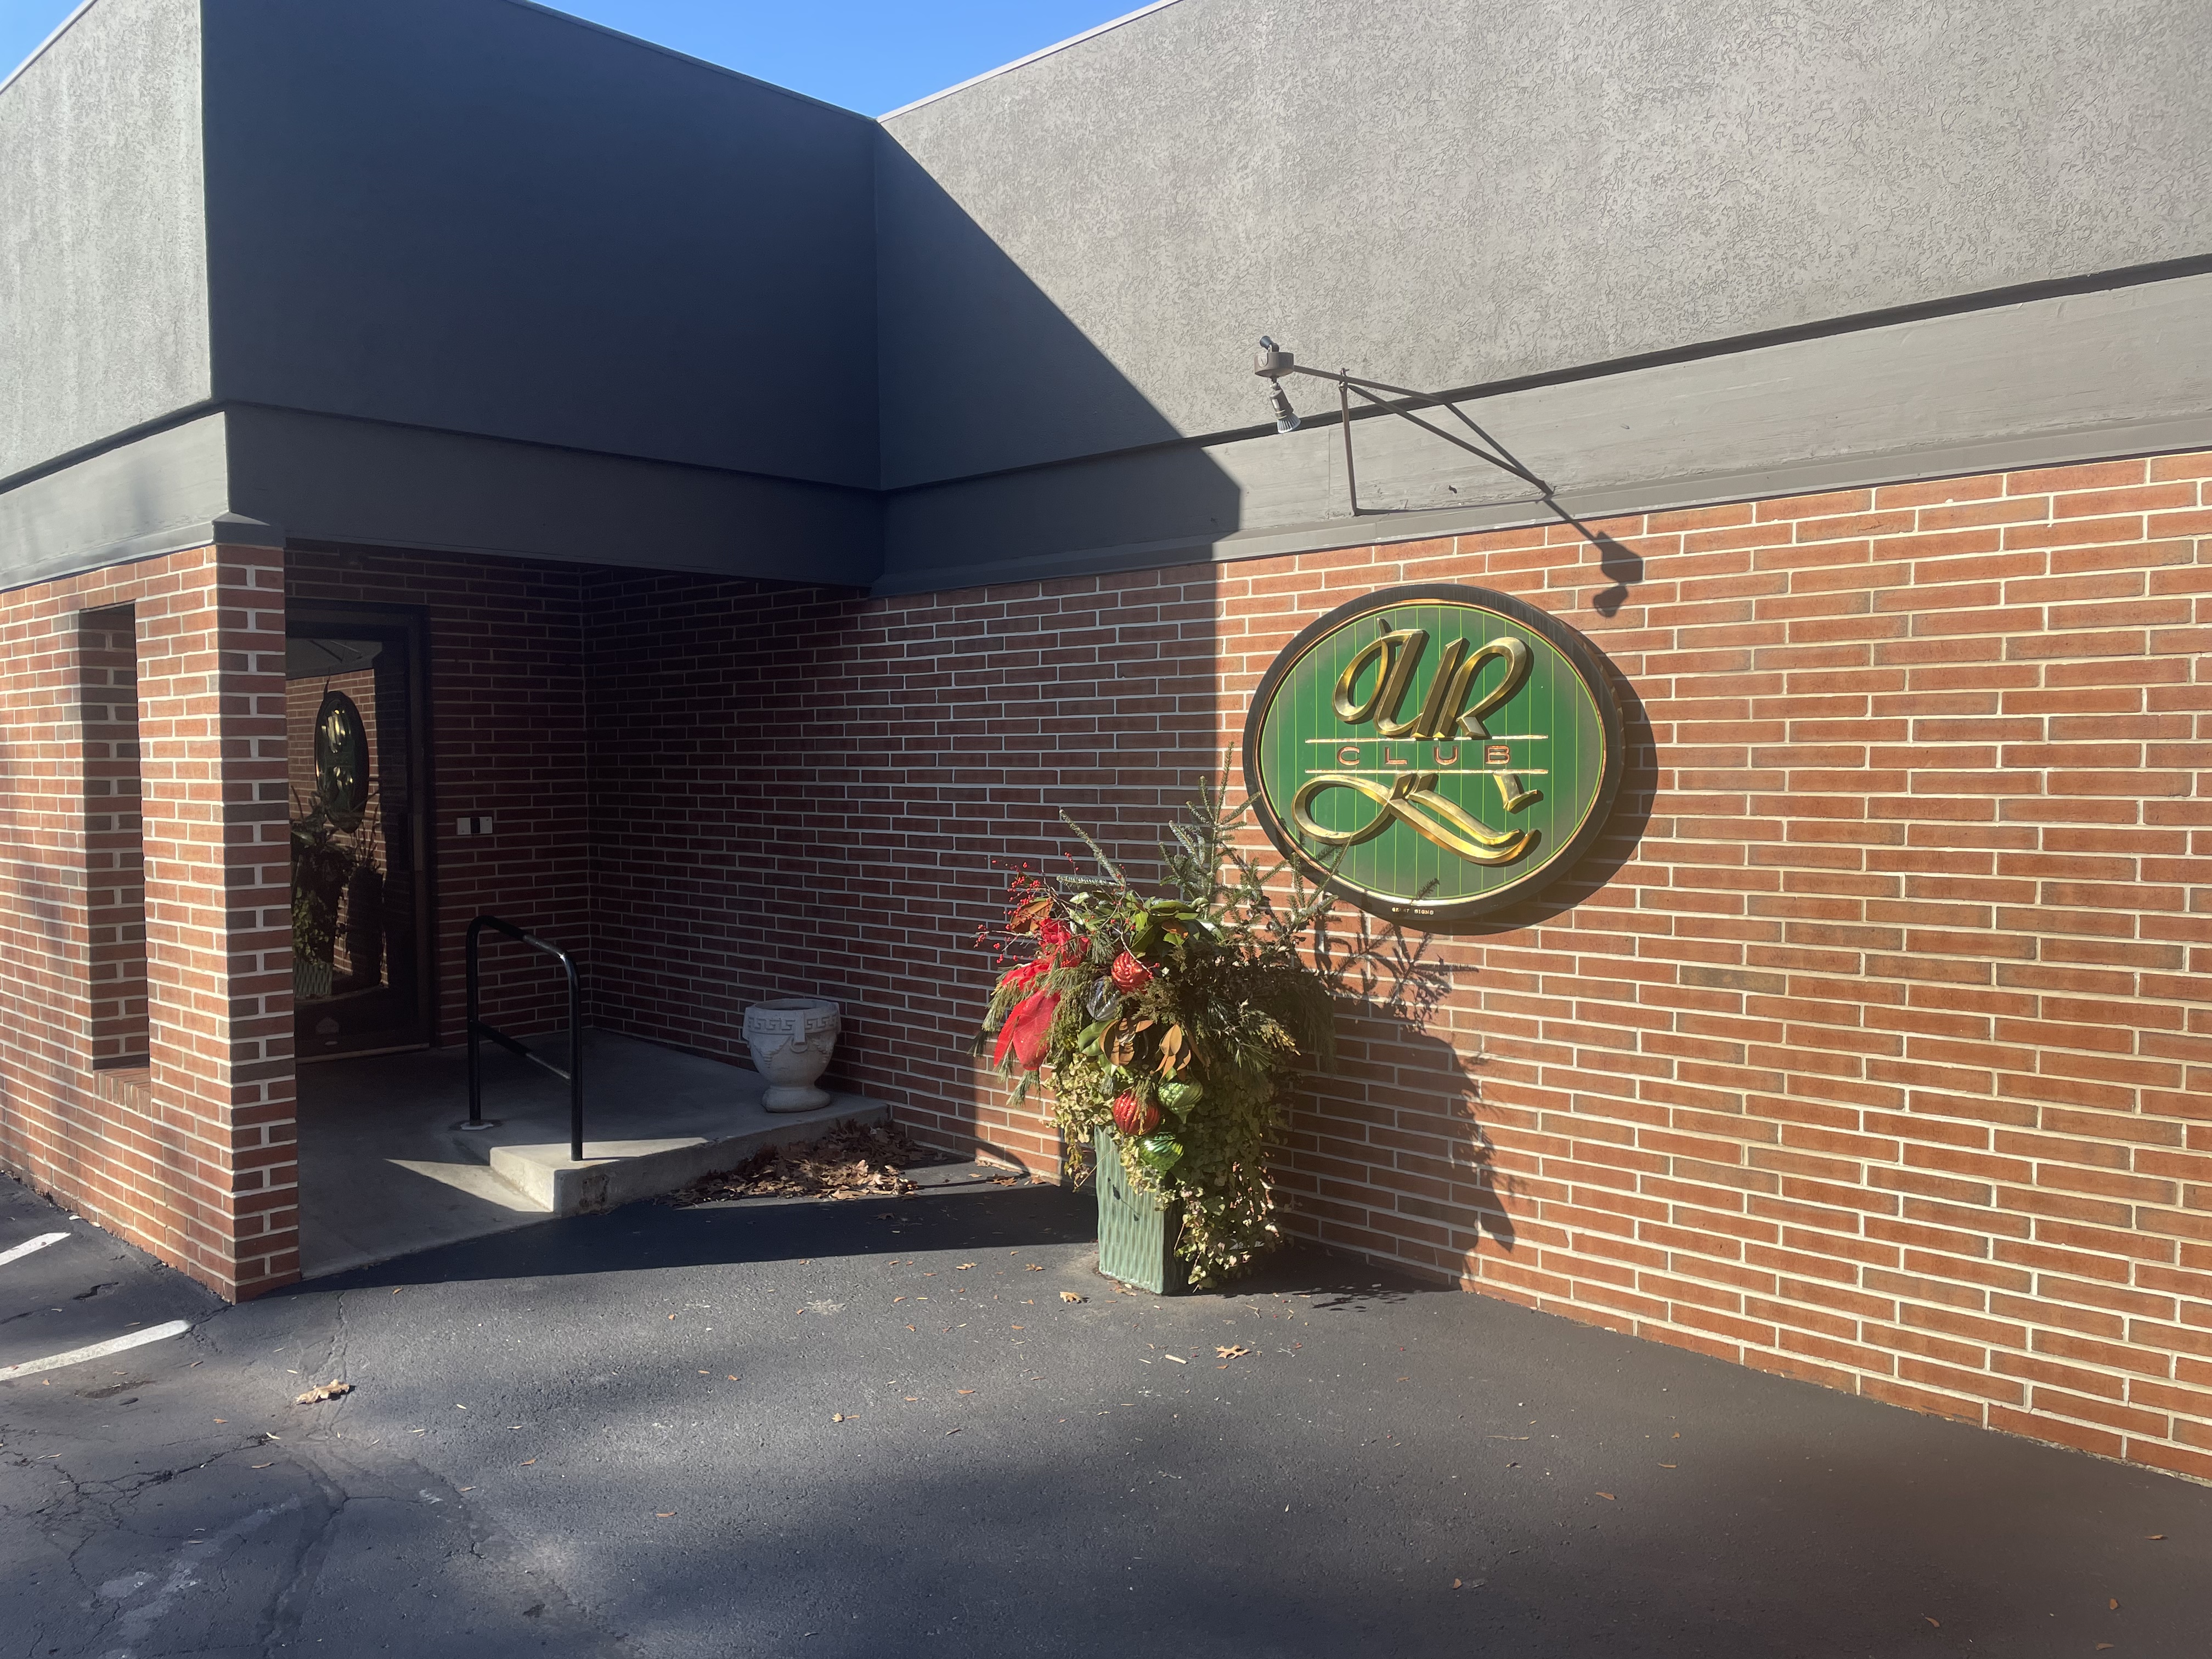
[
  {"xmin": 1111, "ymin": 1092, "xmax": 1161, "ymax": 1136},
  {"xmin": 1110, "ymin": 951, "xmax": 1153, "ymax": 994}
]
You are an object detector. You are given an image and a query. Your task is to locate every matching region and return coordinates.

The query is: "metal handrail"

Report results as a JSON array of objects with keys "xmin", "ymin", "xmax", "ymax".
[{"xmin": 464, "ymin": 914, "xmax": 584, "ymax": 1161}]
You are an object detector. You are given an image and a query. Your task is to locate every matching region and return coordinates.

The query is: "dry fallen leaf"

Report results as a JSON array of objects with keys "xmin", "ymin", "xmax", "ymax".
[
  {"xmin": 956, "ymin": 1263, "xmax": 976, "ymax": 1271},
  {"xmin": 2108, "ymin": 1599, "xmax": 2119, "ymax": 1610},
  {"xmin": 832, "ymin": 1413, "xmax": 848, "ymax": 1423},
  {"xmin": 1217, "ymin": 1345, "xmax": 1251, "ymax": 1358},
  {"xmin": 1596, "ymin": 1492, "xmax": 1616, "ymax": 1501},
  {"xmin": 1025, "ymin": 1264, "xmax": 1043, "ymax": 1271},
  {"xmin": 1060, "ymin": 1291, "xmax": 1085, "ymax": 1303},
  {"xmin": 1451, "ymin": 1578, "xmax": 1462, "ymax": 1589},
  {"xmin": 293, "ymin": 1380, "xmax": 352, "ymax": 1406},
  {"xmin": 1925, "ymin": 1617, "xmax": 1940, "ymax": 1629}
]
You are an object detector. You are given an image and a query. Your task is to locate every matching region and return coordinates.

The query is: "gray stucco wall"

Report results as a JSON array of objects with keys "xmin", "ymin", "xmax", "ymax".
[
  {"xmin": 0, "ymin": 0, "xmax": 210, "ymax": 487},
  {"xmin": 878, "ymin": 273, "xmax": 2212, "ymax": 591},
  {"xmin": 200, "ymin": 0, "xmax": 880, "ymax": 491},
  {"xmin": 5, "ymin": 0, "xmax": 2209, "ymax": 597},
  {"xmin": 878, "ymin": 0, "xmax": 2212, "ymax": 489}
]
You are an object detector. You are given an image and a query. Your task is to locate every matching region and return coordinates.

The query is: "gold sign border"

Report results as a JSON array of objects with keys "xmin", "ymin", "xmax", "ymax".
[{"xmin": 1241, "ymin": 582, "xmax": 1627, "ymax": 930}]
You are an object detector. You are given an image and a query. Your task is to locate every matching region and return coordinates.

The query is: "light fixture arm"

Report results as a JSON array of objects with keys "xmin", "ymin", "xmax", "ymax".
[{"xmin": 1252, "ymin": 338, "xmax": 1599, "ymax": 549}]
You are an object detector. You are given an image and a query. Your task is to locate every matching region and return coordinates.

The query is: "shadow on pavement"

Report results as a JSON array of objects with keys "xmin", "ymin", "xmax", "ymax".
[
  {"xmin": 299, "ymin": 1171, "xmax": 1466, "ymax": 1312},
  {"xmin": 297, "ymin": 1181, "xmax": 1101, "ymax": 1294}
]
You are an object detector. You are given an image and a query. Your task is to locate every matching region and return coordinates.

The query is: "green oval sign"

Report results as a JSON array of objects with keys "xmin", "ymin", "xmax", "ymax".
[{"xmin": 1243, "ymin": 583, "xmax": 1624, "ymax": 928}]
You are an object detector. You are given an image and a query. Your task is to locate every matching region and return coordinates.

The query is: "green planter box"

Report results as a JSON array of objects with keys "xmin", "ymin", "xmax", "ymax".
[{"xmin": 1093, "ymin": 1127, "xmax": 1186, "ymax": 1295}]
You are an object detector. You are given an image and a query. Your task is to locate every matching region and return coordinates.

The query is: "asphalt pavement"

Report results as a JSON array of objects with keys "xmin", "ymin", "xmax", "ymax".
[{"xmin": 2, "ymin": 1166, "xmax": 2207, "ymax": 1657}]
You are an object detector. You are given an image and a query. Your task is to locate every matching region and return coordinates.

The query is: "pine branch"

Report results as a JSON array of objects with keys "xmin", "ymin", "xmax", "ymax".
[{"xmin": 1058, "ymin": 811, "xmax": 1129, "ymax": 887}]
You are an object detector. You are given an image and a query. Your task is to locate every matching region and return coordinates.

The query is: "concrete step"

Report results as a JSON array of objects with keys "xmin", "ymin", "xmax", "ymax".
[
  {"xmin": 484, "ymin": 1094, "xmax": 887, "ymax": 1216},
  {"xmin": 295, "ymin": 1029, "xmax": 893, "ymax": 1277}
]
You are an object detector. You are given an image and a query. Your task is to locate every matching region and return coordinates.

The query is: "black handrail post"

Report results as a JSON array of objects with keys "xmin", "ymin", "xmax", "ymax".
[
  {"xmin": 454, "ymin": 913, "xmax": 585, "ymax": 1159},
  {"xmin": 464, "ymin": 915, "xmax": 487, "ymax": 1127},
  {"xmin": 564, "ymin": 950, "xmax": 584, "ymax": 1163}
]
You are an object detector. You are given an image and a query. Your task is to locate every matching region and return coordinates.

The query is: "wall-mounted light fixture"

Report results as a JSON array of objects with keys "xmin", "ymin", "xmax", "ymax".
[{"xmin": 1252, "ymin": 338, "xmax": 1597, "ymax": 548}]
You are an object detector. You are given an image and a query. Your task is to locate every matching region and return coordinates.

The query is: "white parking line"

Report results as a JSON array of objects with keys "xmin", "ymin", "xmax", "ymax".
[
  {"xmin": 0, "ymin": 1319, "xmax": 193, "ymax": 1382},
  {"xmin": 0, "ymin": 1231, "xmax": 70, "ymax": 1268}
]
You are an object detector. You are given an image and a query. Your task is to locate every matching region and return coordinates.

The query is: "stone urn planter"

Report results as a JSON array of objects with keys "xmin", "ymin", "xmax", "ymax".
[{"xmin": 743, "ymin": 998, "xmax": 842, "ymax": 1111}]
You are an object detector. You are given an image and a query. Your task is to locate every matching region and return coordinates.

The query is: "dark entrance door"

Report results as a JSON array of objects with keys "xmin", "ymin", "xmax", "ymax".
[{"xmin": 287, "ymin": 606, "xmax": 433, "ymax": 1058}]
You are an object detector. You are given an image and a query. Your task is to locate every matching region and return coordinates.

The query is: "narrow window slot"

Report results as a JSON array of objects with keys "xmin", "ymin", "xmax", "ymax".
[{"xmin": 81, "ymin": 606, "xmax": 148, "ymax": 1069}]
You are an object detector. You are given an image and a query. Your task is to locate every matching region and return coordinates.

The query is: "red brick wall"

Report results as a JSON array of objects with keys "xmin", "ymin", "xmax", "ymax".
[
  {"xmin": 578, "ymin": 569, "xmax": 1217, "ymax": 1161},
  {"xmin": 4, "ymin": 452, "xmax": 2202, "ymax": 1470},
  {"xmin": 285, "ymin": 548, "xmax": 590, "ymax": 1040},
  {"xmin": 0, "ymin": 544, "xmax": 295, "ymax": 1299},
  {"xmin": 579, "ymin": 450, "xmax": 2211, "ymax": 1481}
]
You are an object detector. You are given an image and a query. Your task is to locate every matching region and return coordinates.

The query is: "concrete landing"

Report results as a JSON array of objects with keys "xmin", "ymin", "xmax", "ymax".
[{"xmin": 294, "ymin": 1031, "xmax": 885, "ymax": 1279}]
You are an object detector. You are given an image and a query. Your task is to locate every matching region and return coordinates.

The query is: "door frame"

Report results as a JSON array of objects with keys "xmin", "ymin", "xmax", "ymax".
[{"xmin": 286, "ymin": 600, "xmax": 437, "ymax": 1059}]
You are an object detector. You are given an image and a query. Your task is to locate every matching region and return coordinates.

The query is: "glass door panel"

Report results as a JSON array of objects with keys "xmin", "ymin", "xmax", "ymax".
[{"xmin": 287, "ymin": 608, "xmax": 431, "ymax": 1057}]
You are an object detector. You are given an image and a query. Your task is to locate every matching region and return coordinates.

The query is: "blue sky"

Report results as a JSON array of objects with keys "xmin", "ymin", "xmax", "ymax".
[{"xmin": 0, "ymin": 0, "xmax": 1148, "ymax": 113}]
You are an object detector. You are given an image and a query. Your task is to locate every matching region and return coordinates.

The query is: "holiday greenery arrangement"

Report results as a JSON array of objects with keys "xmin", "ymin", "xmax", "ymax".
[{"xmin": 974, "ymin": 783, "xmax": 1340, "ymax": 1288}]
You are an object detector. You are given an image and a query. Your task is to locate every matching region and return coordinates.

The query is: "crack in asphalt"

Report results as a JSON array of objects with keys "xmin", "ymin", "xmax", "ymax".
[
  {"xmin": 91, "ymin": 1496, "xmax": 304, "ymax": 1659},
  {"xmin": 14, "ymin": 1413, "xmax": 627, "ymax": 1658}
]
